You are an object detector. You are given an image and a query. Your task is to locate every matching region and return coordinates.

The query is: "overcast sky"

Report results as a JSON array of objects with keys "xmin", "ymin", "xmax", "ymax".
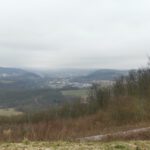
[{"xmin": 0, "ymin": 0, "xmax": 149, "ymax": 69}]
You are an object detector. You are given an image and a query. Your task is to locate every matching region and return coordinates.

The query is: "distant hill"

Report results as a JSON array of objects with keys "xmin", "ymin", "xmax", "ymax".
[
  {"xmin": 0, "ymin": 67, "xmax": 40, "ymax": 78},
  {"xmin": 0, "ymin": 67, "xmax": 42, "ymax": 89},
  {"xmin": 73, "ymin": 69, "xmax": 129, "ymax": 82},
  {"xmin": 86, "ymin": 69, "xmax": 129, "ymax": 80}
]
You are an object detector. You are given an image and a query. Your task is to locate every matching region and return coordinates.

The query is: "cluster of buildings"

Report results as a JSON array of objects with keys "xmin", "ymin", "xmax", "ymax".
[{"xmin": 48, "ymin": 78, "xmax": 92, "ymax": 89}]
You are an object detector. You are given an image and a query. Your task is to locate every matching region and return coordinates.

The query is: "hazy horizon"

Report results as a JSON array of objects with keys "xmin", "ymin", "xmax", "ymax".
[
  {"xmin": 0, "ymin": 66, "xmax": 140, "ymax": 72},
  {"xmin": 0, "ymin": 0, "xmax": 149, "ymax": 69}
]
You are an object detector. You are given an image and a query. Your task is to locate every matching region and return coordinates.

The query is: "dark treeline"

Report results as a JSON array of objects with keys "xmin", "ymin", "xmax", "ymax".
[{"xmin": 0, "ymin": 88, "xmax": 65, "ymax": 112}]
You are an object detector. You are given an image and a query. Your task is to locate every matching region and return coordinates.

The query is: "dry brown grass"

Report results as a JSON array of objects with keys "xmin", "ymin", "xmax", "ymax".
[{"xmin": 0, "ymin": 110, "xmax": 150, "ymax": 142}]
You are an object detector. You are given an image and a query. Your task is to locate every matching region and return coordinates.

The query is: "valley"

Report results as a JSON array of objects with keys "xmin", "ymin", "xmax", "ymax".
[{"xmin": 0, "ymin": 67, "xmax": 127, "ymax": 112}]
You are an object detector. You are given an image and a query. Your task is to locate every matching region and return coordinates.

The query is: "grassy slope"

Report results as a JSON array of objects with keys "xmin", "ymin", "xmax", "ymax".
[{"xmin": 1, "ymin": 141, "xmax": 150, "ymax": 150}]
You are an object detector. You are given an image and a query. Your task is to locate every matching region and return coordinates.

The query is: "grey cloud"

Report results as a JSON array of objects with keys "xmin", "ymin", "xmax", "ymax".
[{"xmin": 0, "ymin": 0, "xmax": 149, "ymax": 69}]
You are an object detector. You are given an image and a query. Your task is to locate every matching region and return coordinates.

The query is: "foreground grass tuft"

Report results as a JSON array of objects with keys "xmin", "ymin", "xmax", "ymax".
[{"xmin": 1, "ymin": 141, "xmax": 150, "ymax": 150}]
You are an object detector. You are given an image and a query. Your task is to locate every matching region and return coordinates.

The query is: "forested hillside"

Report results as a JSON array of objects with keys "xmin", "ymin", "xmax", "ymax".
[{"xmin": 0, "ymin": 89, "xmax": 65, "ymax": 111}]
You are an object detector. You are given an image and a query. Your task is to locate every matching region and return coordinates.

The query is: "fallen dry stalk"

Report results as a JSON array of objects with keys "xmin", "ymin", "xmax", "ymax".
[{"xmin": 78, "ymin": 127, "xmax": 150, "ymax": 141}]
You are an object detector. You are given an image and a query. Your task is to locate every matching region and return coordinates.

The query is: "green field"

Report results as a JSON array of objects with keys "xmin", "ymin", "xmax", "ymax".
[
  {"xmin": 0, "ymin": 108, "xmax": 23, "ymax": 117},
  {"xmin": 61, "ymin": 89, "xmax": 88, "ymax": 97},
  {"xmin": 1, "ymin": 141, "xmax": 150, "ymax": 150}
]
